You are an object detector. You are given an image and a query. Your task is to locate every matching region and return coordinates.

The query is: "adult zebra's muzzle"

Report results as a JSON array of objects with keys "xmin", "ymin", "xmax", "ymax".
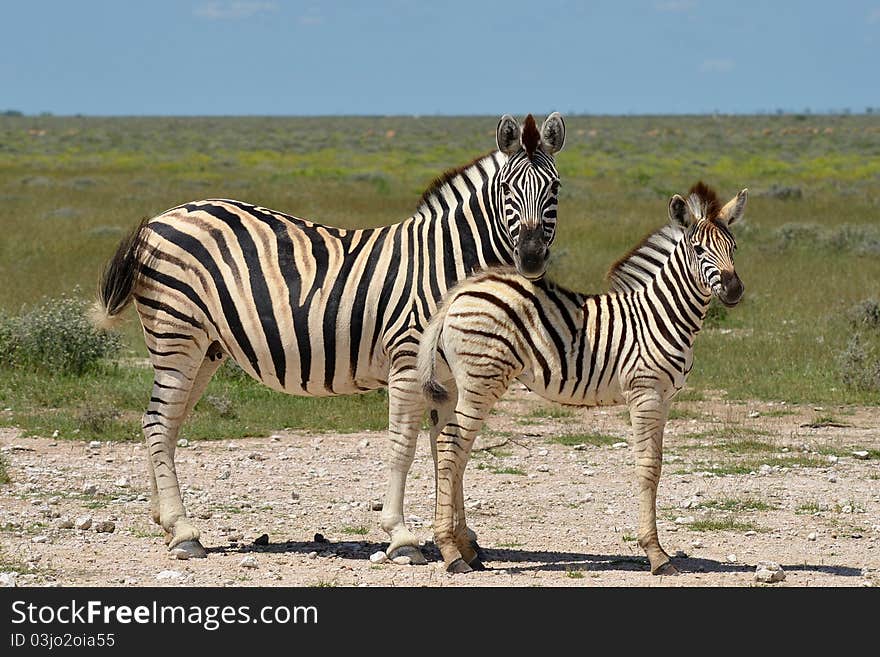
[
  {"xmin": 514, "ymin": 226, "xmax": 550, "ymax": 281},
  {"xmin": 716, "ymin": 270, "xmax": 744, "ymax": 307}
]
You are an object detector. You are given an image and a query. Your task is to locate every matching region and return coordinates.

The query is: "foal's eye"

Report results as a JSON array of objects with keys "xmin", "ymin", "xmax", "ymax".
[
  {"xmin": 500, "ymin": 182, "xmax": 511, "ymax": 195},
  {"xmin": 693, "ymin": 244, "xmax": 706, "ymax": 256}
]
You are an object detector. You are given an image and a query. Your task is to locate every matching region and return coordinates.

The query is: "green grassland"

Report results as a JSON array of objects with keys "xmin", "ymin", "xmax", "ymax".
[{"xmin": 1, "ymin": 114, "xmax": 878, "ymax": 441}]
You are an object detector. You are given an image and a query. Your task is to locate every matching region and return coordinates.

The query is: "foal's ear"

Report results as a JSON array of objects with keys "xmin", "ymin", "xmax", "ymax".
[
  {"xmin": 496, "ymin": 114, "xmax": 521, "ymax": 155},
  {"xmin": 540, "ymin": 112, "xmax": 566, "ymax": 154},
  {"xmin": 719, "ymin": 188, "xmax": 748, "ymax": 226},
  {"xmin": 668, "ymin": 194, "xmax": 690, "ymax": 227}
]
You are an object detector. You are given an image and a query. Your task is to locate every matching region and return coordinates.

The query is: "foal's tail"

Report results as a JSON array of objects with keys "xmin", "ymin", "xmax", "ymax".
[{"xmin": 416, "ymin": 305, "xmax": 451, "ymax": 405}]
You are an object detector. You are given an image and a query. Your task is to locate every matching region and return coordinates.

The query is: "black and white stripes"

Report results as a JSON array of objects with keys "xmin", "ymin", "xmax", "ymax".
[
  {"xmin": 417, "ymin": 182, "xmax": 747, "ymax": 574},
  {"xmin": 92, "ymin": 113, "xmax": 566, "ymax": 559}
]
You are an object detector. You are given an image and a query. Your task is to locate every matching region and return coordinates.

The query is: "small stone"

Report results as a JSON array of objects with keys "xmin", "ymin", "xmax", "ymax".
[
  {"xmin": 170, "ymin": 548, "xmax": 190, "ymax": 560},
  {"xmin": 827, "ymin": 475, "xmax": 837, "ymax": 483},
  {"xmin": 291, "ymin": 491, "xmax": 300, "ymax": 501},
  {"xmin": 217, "ymin": 470, "xmax": 230, "ymax": 480},
  {"xmin": 612, "ymin": 442, "xmax": 628, "ymax": 449},
  {"xmin": 758, "ymin": 464, "xmax": 773, "ymax": 475},
  {"xmin": 47, "ymin": 496, "xmax": 61, "ymax": 505},
  {"xmin": 81, "ymin": 483, "xmax": 98, "ymax": 496},
  {"xmin": 369, "ymin": 551, "xmax": 389, "ymax": 564},
  {"xmin": 307, "ymin": 551, "xmax": 318, "ymax": 559},
  {"xmin": 94, "ymin": 521, "xmax": 115, "ymax": 533},
  {"xmin": 537, "ymin": 449, "xmax": 549, "ymax": 457},
  {"xmin": 226, "ymin": 533, "xmax": 243, "ymax": 542},
  {"xmin": 748, "ymin": 410, "xmax": 761, "ymax": 419},
  {"xmin": 52, "ymin": 430, "xmax": 60, "ymax": 439},
  {"xmin": 827, "ymin": 455, "xmax": 839, "ymax": 464},
  {"xmin": 338, "ymin": 504, "xmax": 350, "ymax": 512},
  {"xmin": 88, "ymin": 441, "xmax": 102, "ymax": 450},
  {"xmin": 691, "ymin": 540, "xmax": 703, "ymax": 548},
  {"xmin": 536, "ymin": 465, "xmax": 550, "ymax": 473},
  {"xmin": 75, "ymin": 516, "xmax": 92, "ymax": 530},
  {"xmin": 370, "ymin": 499, "xmax": 383, "ymax": 511},
  {"xmin": 726, "ymin": 554, "xmax": 738, "ymax": 563},
  {"xmin": 254, "ymin": 533, "xmax": 269, "ymax": 546},
  {"xmin": 155, "ymin": 570, "xmax": 184, "ymax": 580},
  {"xmin": 807, "ymin": 532, "xmax": 817, "ymax": 541},
  {"xmin": 32, "ymin": 535, "xmax": 49, "ymax": 543},
  {"xmin": 744, "ymin": 530, "xmax": 757, "ymax": 537},
  {"xmin": 197, "ymin": 511, "xmax": 212, "ymax": 520},
  {"xmin": 114, "ymin": 477, "xmax": 128, "ymax": 487},
  {"xmin": 674, "ymin": 516, "xmax": 695, "ymax": 525},
  {"xmin": 0, "ymin": 572, "xmax": 17, "ymax": 587},
  {"xmin": 55, "ymin": 517, "xmax": 74, "ymax": 530},
  {"xmin": 852, "ymin": 450, "xmax": 869, "ymax": 460},
  {"xmin": 392, "ymin": 555, "xmax": 412, "ymax": 566},
  {"xmin": 177, "ymin": 438, "xmax": 189, "ymax": 448},
  {"xmin": 239, "ymin": 555, "xmax": 258, "ymax": 569},
  {"xmin": 357, "ymin": 438, "xmax": 370, "ymax": 449},
  {"xmin": 755, "ymin": 561, "xmax": 785, "ymax": 583},
  {"xmin": 842, "ymin": 504, "xmax": 853, "ymax": 514},
  {"xmin": 573, "ymin": 444, "xmax": 588, "ymax": 451}
]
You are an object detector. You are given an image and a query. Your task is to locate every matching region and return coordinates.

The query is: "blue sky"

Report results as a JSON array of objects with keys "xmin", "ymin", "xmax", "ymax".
[{"xmin": 2, "ymin": 1, "xmax": 878, "ymax": 116}]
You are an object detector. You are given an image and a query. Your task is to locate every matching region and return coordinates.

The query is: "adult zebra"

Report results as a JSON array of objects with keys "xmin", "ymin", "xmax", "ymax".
[
  {"xmin": 92, "ymin": 113, "xmax": 566, "ymax": 560},
  {"xmin": 417, "ymin": 182, "xmax": 747, "ymax": 574}
]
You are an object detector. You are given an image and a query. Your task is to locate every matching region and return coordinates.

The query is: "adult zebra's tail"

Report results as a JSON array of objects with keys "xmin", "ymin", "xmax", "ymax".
[
  {"xmin": 416, "ymin": 305, "xmax": 451, "ymax": 405},
  {"xmin": 89, "ymin": 217, "xmax": 150, "ymax": 331}
]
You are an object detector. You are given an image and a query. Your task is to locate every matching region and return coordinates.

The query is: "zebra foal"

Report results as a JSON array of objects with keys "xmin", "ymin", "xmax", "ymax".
[
  {"xmin": 92, "ymin": 113, "xmax": 566, "ymax": 560},
  {"xmin": 418, "ymin": 182, "xmax": 747, "ymax": 574}
]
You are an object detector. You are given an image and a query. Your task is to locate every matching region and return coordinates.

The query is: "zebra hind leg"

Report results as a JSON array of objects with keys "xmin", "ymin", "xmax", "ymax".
[{"xmin": 143, "ymin": 335, "xmax": 223, "ymax": 558}]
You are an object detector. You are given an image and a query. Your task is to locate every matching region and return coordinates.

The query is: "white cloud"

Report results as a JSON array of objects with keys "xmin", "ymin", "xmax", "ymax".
[
  {"xmin": 194, "ymin": 2, "xmax": 278, "ymax": 20},
  {"xmin": 699, "ymin": 59, "xmax": 735, "ymax": 73},
  {"xmin": 654, "ymin": 0, "xmax": 698, "ymax": 12}
]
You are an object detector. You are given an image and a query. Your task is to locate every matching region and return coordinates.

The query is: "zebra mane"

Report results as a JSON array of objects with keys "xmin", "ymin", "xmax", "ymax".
[
  {"xmin": 606, "ymin": 223, "xmax": 686, "ymax": 294},
  {"xmin": 416, "ymin": 151, "xmax": 498, "ymax": 210},
  {"xmin": 686, "ymin": 181, "xmax": 722, "ymax": 222}
]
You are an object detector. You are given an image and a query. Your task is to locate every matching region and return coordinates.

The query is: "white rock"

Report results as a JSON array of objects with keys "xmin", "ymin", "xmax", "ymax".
[
  {"xmin": 612, "ymin": 442, "xmax": 628, "ymax": 449},
  {"xmin": 842, "ymin": 504, "xmax": 853, "ymax": 514},
  {"xmin": 392, "ymin": 555, "xmax": 412, "ymax": 566},
  {"xmin": 726, "ymin": 554, "xmax": 738, "ymax": 563},
  {"xmin": 748, "ymin": 411, "xmax": 761, "ymax": 418},
  {"xmin": 52, "ymin": 430, "xmax": 60, "ymax": 438},
  {"xmin": 755, "ymin": 562, "xmax": 786, "ymax": 583},
  {"xmin": 758, "ymin": 464, "xmax": 773, "ymax": 475},
  {"xmin": 827, "ymin": 455, "xmax": 839, "ymax": 464},
  {"xmin": 744, "ymin": 530, "xmax": 757, "ymax": 537},
  {"xmin": 674, "ymin": 516, "xmax": 695, "ymax": 525},
  {"xmin": 357, "ymin": 438, "xmax": 370, "ymax": 449},
  {"xmin": 114, "ymin": 477, "xmax": 128, "ymax": 487},
  {"xmin": 177, "ymin": 438, "xmax": 189, "ymax": 448},
  {"xmin": 55, "ymin": 517, "xmax": 74, "ymax": 529},
  {"xmin": 0, "ymin": 572, "xmax": 17, "ymax": 587},
  {"xmin": 307, "ymin": 551, "xmax": 318, "ymax": 559},
  {"xmin": 94, "ymin": 521, "xmax": 115, "ymax": 533},
  {"xmin": 691, "ymin": 540, "xmax": 704, "ymax": 548},
  {"xmin": 338, "ymin": 504, "xmax": 350, "ymax": 512},
  {"xmin": 239, "ymin": 556, "xmax": 258, "ymax": 569},
  {"xmin": 81, "ymin": 483, "xmax": 98, "ymax": 496},
  {"xmin": 32, "ymin": 535, "xmax": 49, "ymax": 543},
  {"xmin": 88, "ymin": 441, "xmax": 102, "ymax": 450},
  {"xmin": 75, "ymin": 516, "xmax": 92, "ymax": 530},
  {"xmin": 155, "ymin": 570, "xmax": 184, "ymax": 580},
  {"xmin": 827, "ymin": 475, "xmax": 837, "ymax": 483},
  {"xmin": 369, "ymin": 551, "xmax": 389, "ymax": 564},
  {"xmin": 537, "ymin": 449, "xmax": 549, "ymax": 457},
  {"xmin": 807, "ymin": 532, "xmax": 817, "ymax": 541},
  {"xmin": 852, "ymin": 450, "xmax": 869, "ymax": 460},
  {"xmin": 170, "ymin": 549, "xmax": 190, "ymax": 560},
  {"xmin": 536, "ymin": 464, "xmax": 550, "ymax": 472}
]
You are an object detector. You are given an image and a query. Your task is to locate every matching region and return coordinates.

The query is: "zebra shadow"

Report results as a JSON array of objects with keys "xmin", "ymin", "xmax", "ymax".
[{"xmin": 205, "ymin": 539, "xmax": 864, "ymax": 578}]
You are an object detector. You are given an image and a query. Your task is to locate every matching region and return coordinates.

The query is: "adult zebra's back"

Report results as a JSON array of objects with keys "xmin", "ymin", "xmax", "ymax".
[{"xmin": 92, "ymin": 113, "xmax": 567, "ymax": 560}]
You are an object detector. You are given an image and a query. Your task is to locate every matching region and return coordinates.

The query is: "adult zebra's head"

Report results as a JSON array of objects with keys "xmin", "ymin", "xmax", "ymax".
[
  {"xmin": 668, "ymin": 182, "xmax": 748, "ymax": 307},
  {"xmin": 496, "ymin": 112, "xmax": 566, "ymax": 280}
]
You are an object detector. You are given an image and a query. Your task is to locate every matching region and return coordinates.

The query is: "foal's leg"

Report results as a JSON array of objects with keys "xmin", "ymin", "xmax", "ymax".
[{"xmin": 626, "ymin": 388, "xmax": 675, "ymax": 575}]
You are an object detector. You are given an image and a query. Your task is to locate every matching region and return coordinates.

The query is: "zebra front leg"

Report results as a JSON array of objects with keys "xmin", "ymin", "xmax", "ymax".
[
  {"xmin": 381, "ymin": 374, "xmax": 428, "ymax": 564},
  {"xmin": 626, "ymin": 390, "xmax": 676, "ymax": 575}
]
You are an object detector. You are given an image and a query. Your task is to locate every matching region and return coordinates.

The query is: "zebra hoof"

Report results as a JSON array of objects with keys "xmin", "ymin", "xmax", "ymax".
[
  {"xmin": 467, "ymin": 557, "xmax": 487, "ymax": 571},
  {"xmin": 447, "ymin": 558, "xmax": 473, "ymax": 574},
  {"xmin": 173, "ymin": 540, "xmax": 207, "ymax": 559},
  {"xmin": 387, "ymin": 545, "xmax": 428, "ymax": 565},
  {"xmin": 652, "ymin": 561, "xmax": 678, "ymax": 576}
]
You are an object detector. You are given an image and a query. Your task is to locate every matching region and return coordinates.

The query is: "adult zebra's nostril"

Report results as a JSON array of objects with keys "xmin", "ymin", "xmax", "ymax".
[{"xmin": 719, "ymin": 271, "xmax": 744, "ymax": 306}]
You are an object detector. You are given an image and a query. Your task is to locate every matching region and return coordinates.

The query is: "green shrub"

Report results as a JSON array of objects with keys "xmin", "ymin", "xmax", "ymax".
[
  {"xmin": 848, "ymin": 299, "xmax": 880, "ymax": 331},
  {"xmin": 0, "ymin": 294, "xmax": 121, "ymax": 375},
  {"xmin": 837, "ymin": 334, "xmax": 880, "ymax": 392}
]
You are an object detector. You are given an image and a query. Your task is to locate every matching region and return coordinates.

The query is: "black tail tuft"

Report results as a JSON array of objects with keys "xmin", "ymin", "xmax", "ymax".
[
  {"xmin": 423, "ymin": 379, "xmax": 450, "ymax": 405},
  {"xmin": 90, "ymin": 217, "xmax": 150, "ymax": 330}
]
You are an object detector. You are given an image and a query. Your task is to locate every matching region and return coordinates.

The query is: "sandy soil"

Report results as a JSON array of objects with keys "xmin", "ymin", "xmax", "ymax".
[{"xmin": 1, "ymin": 387, "xmax": 878, "ymax": 587}]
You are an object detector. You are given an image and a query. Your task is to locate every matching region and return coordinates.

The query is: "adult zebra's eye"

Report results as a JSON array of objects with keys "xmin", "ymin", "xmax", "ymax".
[
  {"xmin": 693, "ymin": 244, "xmax": 706, "ymax": 256},
  {"xmin": 500, "ymin": 182, "xmax": 511, "ymax": 195}
]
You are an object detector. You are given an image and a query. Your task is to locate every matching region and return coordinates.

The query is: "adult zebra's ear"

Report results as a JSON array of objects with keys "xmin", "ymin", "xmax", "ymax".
[
  {"xmin": 719, "ymin": 188, "xmax": 748, "ymax": 226},
  {"xmin": 496, "ymin": 114, "xmax": 521, "ymax": 155},
  {"xmin": 668, "ymin": 194, "xmax": 690, "ymax": 228},
  {"xmin": 540, "ymin": 112, "xmax": 566, "ymax": 154}
]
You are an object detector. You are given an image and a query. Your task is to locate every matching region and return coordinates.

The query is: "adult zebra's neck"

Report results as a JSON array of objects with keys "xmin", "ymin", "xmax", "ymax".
[
  {"xmin": 407, "ymin": 151, "xmax": 514, "ymax": 301},
  {"xmin": 607, "ymin": 223, "xmax": 713, "ymax": 346}
]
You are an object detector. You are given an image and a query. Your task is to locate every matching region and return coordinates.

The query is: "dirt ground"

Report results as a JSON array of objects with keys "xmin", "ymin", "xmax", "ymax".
[{"xmin": 1, "ymin": 386, "xmax": 878, "ymax": 587}]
